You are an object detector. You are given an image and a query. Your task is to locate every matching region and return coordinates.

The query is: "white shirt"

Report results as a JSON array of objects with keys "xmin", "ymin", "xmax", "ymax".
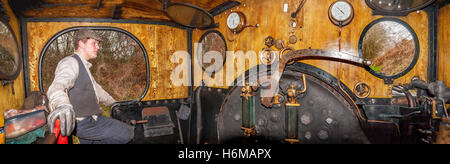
[{"xmin": 47, "ymin": 53, "xmax": 116, "ymax": 113}]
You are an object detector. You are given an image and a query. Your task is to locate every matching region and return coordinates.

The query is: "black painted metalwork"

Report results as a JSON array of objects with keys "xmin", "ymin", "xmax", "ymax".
[
  {"xmin": 216, "ymin": 68, "xmax": 370, "ymax": 144},
  {"xmin": 439, "ymin": 0, "xmax": 450, "ymax": 8},
  {"xmin": 365, "ymin": 0, "xmax": 435, "ymax": 16},
  {"xmin": 111, "ymin": 5, "xmax": 122, "ymax": 19},
  {"xmin": 19, "ymin": 15, "xmax": 30, "ymax": 97},
  {"xmin": 424, "ymin": 3, "xmax": 439, "ymax": 82},
  {"xmin": 8, "ymin": 0, "xmax": 44, "ymax": 16},
  {"xmin": 110, "ymin": 99, "xmax": 184, "ymax": 144},
  {"xmin": 164, "ymin": 1, "xmax": 215, "ymax": 29},
  {"xmin": 209, "ymin": 0, "xmax": 241, "ymax": 16}
]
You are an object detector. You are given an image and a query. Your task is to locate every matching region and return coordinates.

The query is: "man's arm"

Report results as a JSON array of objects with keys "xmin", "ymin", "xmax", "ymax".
[
  {"xmin": 94, "ymin": 81, "xmax": 117, "ymax": 106},
  {"xmin": 47, "ymin": 57, "xmax": 79, "ymax": 112},
  {"xmin": 46, "ymin": 57, "xmax": 79, "ymax": 136}
]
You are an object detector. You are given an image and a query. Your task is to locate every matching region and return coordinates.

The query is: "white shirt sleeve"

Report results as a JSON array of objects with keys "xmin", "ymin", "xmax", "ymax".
[
  {"xmin": 94, "ymin": 81, "xmax": 117, "ymax": 106},
  {"xmin": 46, "ymin": 57, "xmax": 79, "ymax": 112}
]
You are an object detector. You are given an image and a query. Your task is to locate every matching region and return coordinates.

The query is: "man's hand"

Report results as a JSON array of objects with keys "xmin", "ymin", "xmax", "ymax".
[
  {"xmin": 110, "ymin": 102, "xmax": 120, "ymax": 111},
  {"xmin": 47, "ymin": 104, "xmax": 75, "ymax": 136}
]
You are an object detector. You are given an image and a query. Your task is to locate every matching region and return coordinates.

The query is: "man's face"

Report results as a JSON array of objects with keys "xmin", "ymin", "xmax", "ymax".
[{"xmin": 79, "ymin": 38, "xmax": 100, "ymax": 60}]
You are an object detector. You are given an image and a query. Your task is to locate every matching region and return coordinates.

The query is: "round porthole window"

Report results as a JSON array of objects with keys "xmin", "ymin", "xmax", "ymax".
[
  {"xmin": 197, "ymin": 30, "xmax": 227, "ymax": 74},
  {"xmin": 359, "ymin": 17, "xmax": 419, "ymax": 81}
]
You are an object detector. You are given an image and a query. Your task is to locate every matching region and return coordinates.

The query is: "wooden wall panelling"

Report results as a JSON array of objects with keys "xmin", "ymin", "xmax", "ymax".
[
  {"xmin": 438, "ymin": 5, "xmax": 450, "ymax": 85},
  {"xmin": 193, "ymin": 0, "xmax": 430, "ymax": 98},
  {"xmin": 0, "ymin": 0, "xmax": 25, "ymax": 127},
  {"xmin": 438, "ymin": 4, "xmax": 450, "ymax": 108},
  {"xmin": 26, "ymin": 22, "xmax": 188, "ymax": 102}
]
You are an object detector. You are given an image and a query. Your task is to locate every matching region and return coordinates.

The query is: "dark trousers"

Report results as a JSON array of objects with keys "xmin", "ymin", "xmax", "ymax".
[{"xmin": 75, "ymin": 115, "xmax": 134, "ymax": 144}]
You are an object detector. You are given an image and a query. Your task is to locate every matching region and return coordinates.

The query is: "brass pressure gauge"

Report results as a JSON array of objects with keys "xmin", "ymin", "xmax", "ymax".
[
  {"xmin": 227, "ymin": 11, "xmax": 258, "ymax": 34},
  {"xmin": 227, "ymin": 11, "xmax": 246, "ymax": 33},
  {"xmin": 328, "ymin": 0, "xmax": 354, "ymax": 27}
]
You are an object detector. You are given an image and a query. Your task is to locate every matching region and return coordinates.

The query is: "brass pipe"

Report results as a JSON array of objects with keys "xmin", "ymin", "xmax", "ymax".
[{"xmin": 299, "ymin": 74, "xmax": 307, "ymax": 93}]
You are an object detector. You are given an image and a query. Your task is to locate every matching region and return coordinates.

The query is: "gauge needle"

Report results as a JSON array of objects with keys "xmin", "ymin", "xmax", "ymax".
[{"xmin": 337, "ymin": 7, "xmax": 344, "ymax": 14}]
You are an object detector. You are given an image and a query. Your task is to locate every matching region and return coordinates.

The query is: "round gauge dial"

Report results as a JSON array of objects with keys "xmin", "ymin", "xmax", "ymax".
[
  {"xmin": 227, "ymin": 12, "xmax": 240, "ymax": 29},
  {"xmin": 226, "ymin": 12, "xmax": 247, "ymax": 33},
  {"xmin": 328, "ymin": 0, "xmax": 354, "ymax": 27}
]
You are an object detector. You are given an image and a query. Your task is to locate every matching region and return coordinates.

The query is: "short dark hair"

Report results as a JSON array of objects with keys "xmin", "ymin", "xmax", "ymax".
[
  {"xmin": 74, "ymin": 29, "xmax": 102, "ymax": 50},
  {"xmin": 74, "ymin": 38, "xmax": 90, "ymax": 50}
]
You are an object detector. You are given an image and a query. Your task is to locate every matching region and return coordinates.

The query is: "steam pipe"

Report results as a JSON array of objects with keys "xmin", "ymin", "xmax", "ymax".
[{"xmin": 393, "ymin": 86, "xmax": 415, "ymax": 108}]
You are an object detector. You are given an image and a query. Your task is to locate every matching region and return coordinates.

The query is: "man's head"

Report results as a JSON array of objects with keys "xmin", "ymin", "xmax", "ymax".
[{"xmin": 75, "ymin": 29, "xmax": 102, "ymax": 60}]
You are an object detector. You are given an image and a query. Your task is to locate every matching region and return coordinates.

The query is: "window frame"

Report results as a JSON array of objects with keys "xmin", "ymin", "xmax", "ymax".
[
  {"xmin": 358, "ymin": 17, "xmax": 420, "ymax": 83},
  {"xmin": 365, "ymin": 0, "xmax": 436, "ymax": 16},
  {"xmin": 38, "ymin": 26, "xmax": 150, "ymax": 101},
  {"xmin": 0, "ymin": 18, "xmax": 22, "ymax": 80},
  {"xmin": 197, "ymin": 30, "xmax": 227, "ymax": 74}
]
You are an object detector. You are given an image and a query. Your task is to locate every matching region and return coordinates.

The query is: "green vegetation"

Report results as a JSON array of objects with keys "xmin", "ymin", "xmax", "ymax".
[{"xmin": 370, "ymin": 65, "xmax": 381, "ymax": 72}]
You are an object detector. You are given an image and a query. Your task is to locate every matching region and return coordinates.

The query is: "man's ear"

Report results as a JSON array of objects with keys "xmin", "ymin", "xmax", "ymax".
[{"xmin": 78, "ymin": 40, "xmax": 85, "ymax": 48}]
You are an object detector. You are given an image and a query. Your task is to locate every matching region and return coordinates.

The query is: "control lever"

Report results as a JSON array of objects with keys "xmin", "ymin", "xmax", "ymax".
[
  {"xmin": 404, "ymin": 77, "xmax": 450, "ymax": 103},
  {"xmin": 128, "ymin": 120, "xmax": 148, "ymax": 125},
  {"xmin": 291, "ymin": 0, "xmax": 307, "ymax": 18}
]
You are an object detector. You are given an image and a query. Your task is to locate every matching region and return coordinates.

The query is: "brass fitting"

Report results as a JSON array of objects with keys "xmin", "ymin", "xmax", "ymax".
[
  {"xmin": 273, "ymin": 93, "xmax": 282, "ymax": 104},
  {"xmin": 285, "ymin": 74, "xmax": 307, "ymax": 106},
  {"xmin": 284, "ymin": 138, "xmax": 300, "ymax": 144},
  {"xmin": 286, "ymin": 84, "xmax": 300, "ymax": 106},
  {"xmin": 241, "ymin": 82, "xmax": 255, "ymax": 100},
  {"xmin": 241, "ymin": 126, "xmax": 257, "ymax": 137}
]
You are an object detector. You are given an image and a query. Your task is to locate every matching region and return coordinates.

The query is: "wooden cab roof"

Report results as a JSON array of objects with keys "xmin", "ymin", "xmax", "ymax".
[{"xmin": 8, "ymin": 0, "xmax": 235, "ymax": 21}]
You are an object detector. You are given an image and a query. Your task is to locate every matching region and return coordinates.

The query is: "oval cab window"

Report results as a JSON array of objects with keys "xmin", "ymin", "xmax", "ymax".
[
  {"xmin": 41, "ymin": 28, "xmax": 148, "ymax": 101},
  {"xmin": 0, "ymin": 19, "xmax": 21, "ymax": 80},
  {"xmin": 359, "ymin": 18, "xmax": 419, "ymax": 79}
]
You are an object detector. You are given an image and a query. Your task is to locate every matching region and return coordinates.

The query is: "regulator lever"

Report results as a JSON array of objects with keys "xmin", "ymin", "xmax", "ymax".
[{"xmin": 291, "ymin": 0, "xmax": 306, "ymax": 18}]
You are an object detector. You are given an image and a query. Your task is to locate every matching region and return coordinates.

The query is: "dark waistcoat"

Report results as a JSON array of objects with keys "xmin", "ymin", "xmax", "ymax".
[{"xmin": 69, "ymin": 55, "xmax": 101, "ymax": 117}]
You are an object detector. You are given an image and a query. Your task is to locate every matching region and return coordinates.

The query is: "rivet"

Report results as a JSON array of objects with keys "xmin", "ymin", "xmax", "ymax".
[
  {"xmin": 305, "ymin": 131, "xmax": 312, "ymax": 140},
  {"xmin": 301, "ymin": 114, "xmax": 311, "ymax": 125},
  {"xmin": 318, "ymin": 130, "xmax": 329, "ymax": 140},
  {"xmin": 257, "ymin": 118, "xmax": 266, "ymax": 126},
  {"xmin": 234, "ymin": 114, "xmax": 241, "ymax": 121},
  {"xmin": 326, "ymin": 118, "xmax": 333, "ymax": 125},
  {"xmin": 270, "ymin": 111, "xmax": 280, "ymax": 122}
]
